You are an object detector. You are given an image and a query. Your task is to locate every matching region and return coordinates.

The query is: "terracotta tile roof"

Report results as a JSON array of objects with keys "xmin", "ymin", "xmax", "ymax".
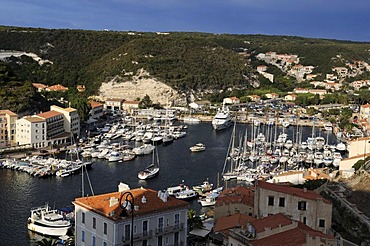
[
  {"xmin": 0, "ymin": 110, "xmax": 17, "ymax": 116},
  {"xmin": 257, "ymin": 181, "xmax": 331, "ymax": 204},
  {"xmin": 36, "ymin": 110, "xmax": 63, "ymax": 119},
  {"xmin": 214, "ymin": 213, "xmax": 256, "ymax": 235},
  {"xmin": 361, "ymin": 104, "xmax": 370, "ymax": 108},
  {"xmin": 216, "ymin": 186, "xmax": 254, "ymax": 207},
  {"xmin": 24, "ymin": 116, "xmax": 45, "ymax": 123},
  {"xmin": 32, "ymin": 83, "xmax": 47, "ymax": 89},
  {"xmin": 251, "ymin": 213, "xmax": 292, "ymax": 233},
  {"xmin": 90, "ymin": 101, "xmax": 103, "ymax": 108},
  {"xmin": 250, "ymin": 217, "xmax": 335, "ymax": 246},
  {"xmin": 73, "ymin": 188, "xmax": 188, "ymax": 222},
  {"xmin": 46, "ymin": 84, "xmax": 68, "ymax": 91}
]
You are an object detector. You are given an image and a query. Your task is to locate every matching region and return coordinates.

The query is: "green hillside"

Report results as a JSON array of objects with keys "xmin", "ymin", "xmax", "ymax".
[{"xmin": 1, "ymin": 25, "xmax": 370, "ymax": 112}]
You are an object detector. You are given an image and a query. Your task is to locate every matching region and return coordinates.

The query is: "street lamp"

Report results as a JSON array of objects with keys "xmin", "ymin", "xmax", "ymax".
[{"xmin": 120, "ymin": 191, "xmax": 134, "ymax": 246}]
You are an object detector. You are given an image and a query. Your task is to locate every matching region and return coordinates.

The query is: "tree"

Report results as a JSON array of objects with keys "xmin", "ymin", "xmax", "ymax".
[
  {"xmin": 70, "ymin": 97, "xmax": 92, "ymax": 122},
  {"xmin": 139, "ymin": 94, "xmax": 153, "ymax": 109},
  {"xmin": 187, "ymin": 209, "xmax": 203, "ymax": 231}
]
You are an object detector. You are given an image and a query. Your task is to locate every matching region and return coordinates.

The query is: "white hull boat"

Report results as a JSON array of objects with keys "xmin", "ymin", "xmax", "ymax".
[
  {"xmin": 212, "ymin": 105, "xmax": 233, "ymax": 130},
  {"xmin": 27, "ymin": 204, "xmax": 71, "ymax": 237}
]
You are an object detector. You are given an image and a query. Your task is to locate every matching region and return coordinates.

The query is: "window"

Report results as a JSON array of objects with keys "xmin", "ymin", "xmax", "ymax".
[
  {"xmin": 92, "ymin": 236, "xmax": 96, "ymax": 246},
  {"xmin": 303, "ymin": 217, "xmax": 307, "ymax": 224},
  {"xmin": 124, "ymin": 224, "xmax": 131, "ymax": 241},
  {"xmin": 298, "ymin": 201, "xmax": 307, "ymax": 211},
  {"xmin": 104, "ymin": 222, "xmax": 107, "ymax": 235},
  {"xmin": 175, "ymin": 214, "xmax": 180, "ymax": 228},
  {"xmin": 319, "ymin": 219, "xmax": 325, "ymax": 228},
  {"xmin": 93, "ymin": 217, "xmax": 96, "ymax": 229},
  {"xmin": 143, "ymin": 220, "xmax": 148, "ymax": 236},
  {"xmin": 103, "ymin": 242, "xmax": 107, "ymax": 246},
  {"xmin": 158, "ymin": 217, "xmax": 164, "ymax": 233},
  {"xmin": 174, "ymin": 232, "xmax": 179, "ymax": 246},
  {"xmin": 82, "ymin": 230, "xmax": 85, "ymax": 242},
  {"xmin": 142, "ymin": 240, "xmax": 147, "ymax": 246},
  {"xmin": 158, "ymin": 236, "xmax": 163, "ymax": 246},
  {"xmin": 268, "ymin": 196, "xmax": 274, "ymax": 206},
  {"xmin": 82, "ymin": 212, "xmax": 85, "ymax": 224},
  {"xmin": 279, "ymin": 197, "xmax": 285, "ymax": 207}
]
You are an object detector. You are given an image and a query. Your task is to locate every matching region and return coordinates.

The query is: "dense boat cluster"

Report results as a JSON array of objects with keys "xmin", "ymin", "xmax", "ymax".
[{"xmin": 221, "ymin": 121, "xmax": 347, "ymax": 182}]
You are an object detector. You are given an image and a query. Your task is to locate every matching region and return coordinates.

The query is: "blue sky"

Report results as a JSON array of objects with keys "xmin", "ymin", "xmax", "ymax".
[{"xmin": 1, "ymin": 0, "xmax": 370, "ymax": 42}]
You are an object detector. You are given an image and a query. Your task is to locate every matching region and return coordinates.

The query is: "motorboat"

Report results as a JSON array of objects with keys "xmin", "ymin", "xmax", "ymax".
[
  {"xmin": 212, "ymin": 104, "xmax": 233, "ymax": 130},
  {"xmin": 108, "ymin": 151, "xmax": 123, "ymax": 162},
  {"xmin": 175, "ymin": 188, "xmax": 198, "ymax": 200},
  {"xmin": 27, "ymin": 204, "xmax": 71, "ymax": 237},
  {"xmin": 166, "ymin": 184, "xmax": 187, "ymax": 196},
  {"xmin": 198, "ymin": 192, "xmax": 219, "ymax": 207},
  {"xmin": 183, "ymin": 116, "xmax": 201, "ymax": 124},
  {"xmin": 193, "ymin": 180, "xmax": 213, "ymax": 193},
  {"xmin": 189, "ymin": 143, "xmax": 206, "ymax": 152}
]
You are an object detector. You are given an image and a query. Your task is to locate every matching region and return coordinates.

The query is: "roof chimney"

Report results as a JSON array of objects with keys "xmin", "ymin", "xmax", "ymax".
[
  {"xmin": 109, "ymin": 197, "xmax": 119, "ymax": 207},
  {"xmin": 141, "ymin": 196, "xmax": 147, "ymax": 204}
]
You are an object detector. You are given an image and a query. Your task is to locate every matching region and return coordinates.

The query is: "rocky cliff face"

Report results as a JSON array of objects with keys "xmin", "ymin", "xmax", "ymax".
[{"xmin": 97, "ymin": 69, "xmax": 188, "ymax": 106}]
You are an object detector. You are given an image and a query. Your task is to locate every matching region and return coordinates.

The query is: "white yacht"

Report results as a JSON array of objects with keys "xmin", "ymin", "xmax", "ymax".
[
  {"xmin": 198, "ymin": 193, "xmax": 219, "ymax": 207},
  {"xmin": 175, "ymin": 189, "xmax": 198, "ymax": 200},
  {"xmin": 27, "ymin": 204, "xmax": 71, "ymax": 237},
  {"xmin": 212, "ymin": 104, "xmax": 233, "ymax": 130},
  {"xmin": 189, "ymin": 143, "xmax": 206, "ymax": 152}
]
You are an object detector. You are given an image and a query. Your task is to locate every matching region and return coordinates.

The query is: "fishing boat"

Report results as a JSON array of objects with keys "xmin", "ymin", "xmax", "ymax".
[
  {"xmin": 212, "ymin": 104, "xmax": 233, "ymax": 130},
  {"xmin": 175, "ymin": 188, "xmax": 198, "ymax": 200},
  {"xmin": 193, "ymin": 179, "xmax": 213, "ymax": 193},
  {"xmin": 137, "ymin": 147, "xmax": 160, "ymax": 180},
  {"xmin": 27, "ymin": 204, "xmax": 71, "ymax": 237},
  {"xmin": 198, "ymin": 193, "xmax": 219, "ymax": 207},
  {"xmin": 189, "ymin": 143, "xmax": 206, "ymax": 152}
]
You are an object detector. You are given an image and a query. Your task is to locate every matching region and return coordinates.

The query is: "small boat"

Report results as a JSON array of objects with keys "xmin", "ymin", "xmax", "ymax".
[
  {"xmin": 198, "ymin": 192, "xmax": 219, "ymax": 207},
  {"xmin": 183, "ymin": 116, "xmax": 201, "ymax": 124},
  {"xmin": 189, "ymin": 143, "xmax": 206, "ymax": 152},
  {"xmin": 175, "ymin": 188, "xmax": 198, "ymax": 200},
  {"xmin": 27, "ymin": 204, "xmax": 71, "ymax": 237},
  {"xmin": 166, "ymin": 184, "xmax": 187, "ymax": 196},
  {"xmin": 193, "ymin": 179, "xmax": 213, "ymax": 193},
  {"xmin": 137, "ymin": 147, "xmax": 160, "ymax": 180}
]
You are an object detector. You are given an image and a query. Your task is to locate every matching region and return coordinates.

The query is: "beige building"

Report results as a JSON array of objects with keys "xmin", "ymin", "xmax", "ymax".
[
  {"xmin": 16, "ymin": 116, "xmax": 46, "ymax": 148},
  {"xmin": 105, "ymin": 98, "xmax": 125, "ymax": 111},
  {"xmin": 214, "ymin": 186, "xmax": 254, "ymax": 220},
  {"xmin": 0, "ymin": 110, "xmax": 17, "ymax": 147},
  {"xmin": 73, "ymin": 184, "xmax": 189, "ymax": 246},
  {"xmin": 228, "ymin": 213, "xmax": 336, "ymax": 246},
  {"xmin": 254, "ymin": 181, "xmax": 332, "ymax": 233},
  {"xmin": 50, "ymin": 105, "xmax": 80, "ymax": 138},
  {"xmin": 89, "ymin": 101, "xmax": 104, "ymax": 120}
]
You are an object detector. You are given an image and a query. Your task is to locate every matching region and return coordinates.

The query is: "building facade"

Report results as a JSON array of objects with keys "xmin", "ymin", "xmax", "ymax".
[
  {"xmin": 0, "ymin": 110, "xmax": 17, "ymax": 147},
  {"xmin": 89, "ymin": 101, "xmax": 104, "ymax": 120},
  {"xmin": 16, "ymin": 117, "xmax": 46, "ymax": 148},
  {"xmin": 73, "ymin": 185, "xmax": 188, "ymax": 246},
  {"xmin": 105, "ymin": 98, "xmax": 125, "ymax": 111},
  {"xmin": 50, "ymin": 105, "xmax": 80, "ymax": 137},
  {"xmin": 254, "ymin": 181, "xmax": 332, "ymax": 233}
]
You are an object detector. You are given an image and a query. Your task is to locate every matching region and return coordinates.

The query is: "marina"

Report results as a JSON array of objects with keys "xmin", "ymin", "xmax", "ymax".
[{"xmin": 0, "ymin": 121, "xmax": 341, "ymax": 245}]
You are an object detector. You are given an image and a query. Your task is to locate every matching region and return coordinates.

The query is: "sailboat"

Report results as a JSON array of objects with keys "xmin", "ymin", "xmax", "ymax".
[{"xmin": 137, "ymin": 146, "xmax": 160, "ymax": 180}]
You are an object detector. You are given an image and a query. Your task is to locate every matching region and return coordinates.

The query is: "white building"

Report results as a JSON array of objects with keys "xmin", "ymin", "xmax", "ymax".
[
  {"xmin": 16, "ymin": 116, "xmax": 46, "ymax": 148},
  {"xmin": 73, "ymin": 184, "xmax": 189, "ymax": 246},
  {"xmin": 50, "ymin": 105, "xmax": 80, "ymax": 137}
]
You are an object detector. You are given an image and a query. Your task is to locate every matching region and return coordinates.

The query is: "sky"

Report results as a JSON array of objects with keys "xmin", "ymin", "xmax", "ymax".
[{"xmin": 1, "ymin": 0, "xmax": 370, "ymax": 42}]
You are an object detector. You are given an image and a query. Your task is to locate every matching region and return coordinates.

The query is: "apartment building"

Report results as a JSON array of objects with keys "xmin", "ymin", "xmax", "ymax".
[
  {"xmin": 16, "ymin": 116, "xmax": 46, "ymax": 148},
  {"xmin": 0, "ymin": 110, "xmax": 17, "ymax": 147},
  {"xmin": 73, "ymin": 184, "xmax": 189, "ymax": 246},
  {"xmin": 36, "ymin": 110, "xmax": 65, "ymax": 139},
  {"xmin": 50, "ymin": 105, "xmax": 80, "ymax": 137},
  {"xmin": 254, "ymin": 181, "xmax": 332, "ymax": 233}
]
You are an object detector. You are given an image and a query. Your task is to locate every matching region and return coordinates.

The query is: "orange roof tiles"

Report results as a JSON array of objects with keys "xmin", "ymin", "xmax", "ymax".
[
  {"xmin": 0, "ymin": 110, "xmax": 17, "ymax": 116},
  {"xmin": 257, "ymin": 181, "xmax": 331, "ymax": 204},
  {"xmin": 251, "ymin": 213, "xmax": 292, "ymax": 233},
  {"xmin": 250, "ymin": 216, "xmax": 335, "ymax": 246},
  {"xmin": 73, "ymin": 188, "xmax": 188, "ymax": 222},
  {"xmin": 107, "ymin": 98, "xmax": 125, "ymax": 102},
  {"xmin": 46, "ymin": 84, "xmax": 68, "ymax": 91},
  {"xmin": 90, "ymin": 101, "xmax": 103, "ymax": 108},
  {"xmin": 216, "ymin": 186, "xmax": 254, "ymax": 207},
  {"xmin": 32, "ymin": 83, "xmax": 47, "ymax": 89},
  {"xmin": 214, "ymin": 213, "xmax": 256, "ymax": 235},
  {"xmin": 36, "ymin": 110, "xmax": 63, "ymax": 119},
  {"xmin": 24, "ymin": 116, "xmax": 45, "ymax": 123}
]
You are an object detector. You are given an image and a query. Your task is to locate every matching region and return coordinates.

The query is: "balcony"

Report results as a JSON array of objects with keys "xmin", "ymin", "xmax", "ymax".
[
  {"xmin": 155, "ymin": 223, "xmax": 184, "ymax": 236},
  {"xmin": 133, "ymin": 229, "xmax": 153, "ymax": 241}
]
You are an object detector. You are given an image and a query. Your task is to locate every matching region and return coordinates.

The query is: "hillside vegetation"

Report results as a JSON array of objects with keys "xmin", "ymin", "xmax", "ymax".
[{"xmin": 1, "ymin": 26, "xmax": 370, "ymax": 112}]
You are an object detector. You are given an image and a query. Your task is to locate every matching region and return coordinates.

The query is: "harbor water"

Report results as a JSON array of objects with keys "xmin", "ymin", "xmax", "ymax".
[{"xmin": 0, "ymin": 122, "xmax": 337, "ymax": 245}]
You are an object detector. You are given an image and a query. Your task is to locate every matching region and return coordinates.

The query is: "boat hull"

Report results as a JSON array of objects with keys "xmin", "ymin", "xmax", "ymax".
[{"xmin": 27, "ymin": 221, "xmax": 70, "ymax": 237}]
